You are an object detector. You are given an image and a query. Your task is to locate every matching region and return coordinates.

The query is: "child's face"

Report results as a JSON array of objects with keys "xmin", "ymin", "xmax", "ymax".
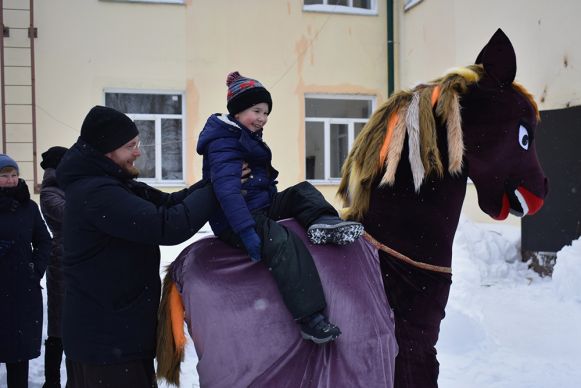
[{"xmin": 234, "ymin": 102, "xmax": 269, "ymax": 132}]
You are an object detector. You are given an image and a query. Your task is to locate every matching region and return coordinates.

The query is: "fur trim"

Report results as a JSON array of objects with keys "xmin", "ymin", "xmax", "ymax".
[
  {"xmin": 379, "ymin": 108, "xmax": 408, "ymax": 186},
  {"xmin": 337, "ymin": 65, "xmax": 493, "ymax": 220},
  {"xmin": 156, "ymin": 272, "xmax": 185, "ymax": 386},
  {"xmin": 445, "ymin": 91, "xmax": 464, "ymax": 174},
  {"xmin": 513, "ymin": 82, "xmax": 541, "ymax": 122},
  {"xmin": 419, "ymin": 86, "xmax": 443, "ymax": 178},
  {"xmin": 406, "ymin": 91, "xmax": 425, "ymax": 191}
]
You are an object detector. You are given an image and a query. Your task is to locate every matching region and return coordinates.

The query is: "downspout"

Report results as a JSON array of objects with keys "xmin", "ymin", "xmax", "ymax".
[
  {"xmin": 386, "ymin": 0, "xmax": 395, "ymax": 96},
  {"xmin": 29, "ymin": 0, "xmax": 38, "ymax": 192},
  {"xmin": 1, "ymin": 0, "xmax": 6, "ymax": 151}
]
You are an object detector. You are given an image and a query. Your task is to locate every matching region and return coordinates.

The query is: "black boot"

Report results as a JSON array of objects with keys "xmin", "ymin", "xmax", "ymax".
[
  {"xmin": 43, "ymin": 336, "xmax": 63, "ymax": 388},
  {"xmin": 307, "ymin": 216, "xmax": 364, "ymax": 245},
  {"xmin": 299, "ymin": 312, "xmax": 342, "ymax": 344}
]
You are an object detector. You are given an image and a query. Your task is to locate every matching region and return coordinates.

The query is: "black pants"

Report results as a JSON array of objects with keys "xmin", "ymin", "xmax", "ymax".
[
  {"xmin": 220, "ymin": 181, "xmax": 338, "ymax": 320},
  {"xmin": 43, "ymin": 336, "xmax": 64, "ymax": 388},
  {"xmin": 65, "ymin": 358, "xmax": 157, "ymax": 388},
  {"xmin": 3, "ymin": 360, "xmax": 29, "ymax": 388},
  {"xmin": 379, "ymin": 251, "xmax": 452, "ymax": 388}
]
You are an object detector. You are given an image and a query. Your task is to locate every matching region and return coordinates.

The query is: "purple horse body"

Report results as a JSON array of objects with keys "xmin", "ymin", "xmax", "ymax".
[{"xmin": 167, "ymin": 219, "xmax": 397, "ymax": 387}]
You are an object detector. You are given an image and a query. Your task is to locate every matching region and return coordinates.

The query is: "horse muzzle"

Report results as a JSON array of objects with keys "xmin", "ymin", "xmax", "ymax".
[{"xmin": 494, "ymin": 183, "xmax": 547, "ymax": 220}]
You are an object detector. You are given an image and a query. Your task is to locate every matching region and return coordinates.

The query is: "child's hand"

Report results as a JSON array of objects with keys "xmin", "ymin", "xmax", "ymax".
[{"xmin": 239, "ymin": 227, "xmax": 261, "ymax": 262}]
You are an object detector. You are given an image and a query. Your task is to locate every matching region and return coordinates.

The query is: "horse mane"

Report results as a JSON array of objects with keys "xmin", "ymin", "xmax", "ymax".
[{"xmin": 338, "ymin": 64, "xmax": 489, "ymax": 221}]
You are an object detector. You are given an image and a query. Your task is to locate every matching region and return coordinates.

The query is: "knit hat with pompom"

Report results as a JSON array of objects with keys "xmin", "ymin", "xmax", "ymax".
[{"xmin": 226, "ymin": 71, "xmax": 272, "ymax": 116}]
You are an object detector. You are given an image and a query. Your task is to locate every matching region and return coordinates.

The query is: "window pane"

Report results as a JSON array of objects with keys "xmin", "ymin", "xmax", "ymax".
[
  {"xmin": 305, "ymin": 122, "xmax": 325, "ymax": 180},
  {"xmin": 161, "ymin": 119, "xmax": 183, "ymax": 180},
  {"xmin": 304, "ymin": 0, "xmax": 322, "ymax": 4},
  {"xmin": 330, "ymin": 124, "xmax": 348, "ymax": 178},
  {"xmin": 134, "ymin": 120, "xmax": 156, "ymax": 179},
  {"xmin": 354, "ymin": 122, "xmax": 365, "ymax": 140},
  {"xmin": 305, "ymin": 98, "xmax": 371, "ymax": 119},
  {"xmin": 329, "ymin": 0, "xmax": 348, "ymax": 5},
  {"xmin": 353, "ymin": 0, "xmax": 370, "ymax": 8},
  {"xmin": 105, "ymin": 93, "xmax": 182, "ymax": 114}
]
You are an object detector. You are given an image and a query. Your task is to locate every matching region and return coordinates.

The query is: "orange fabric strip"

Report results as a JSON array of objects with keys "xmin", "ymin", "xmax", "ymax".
[
  {"xmin": 379, "ymin": 113, "xmax": 398, "ymax": 167},
  {"xmin": 169, "ymin": 282, "xmax": 187, "ymax": 351},
  {"xmin": 431, "ymin": 85, "xmax": 441, "ymax": 107}
]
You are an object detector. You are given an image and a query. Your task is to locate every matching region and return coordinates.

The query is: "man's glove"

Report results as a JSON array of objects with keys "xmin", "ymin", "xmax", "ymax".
[{"xmin": 239, "ymin": 227, "xmax": 262, "ymax": 262}]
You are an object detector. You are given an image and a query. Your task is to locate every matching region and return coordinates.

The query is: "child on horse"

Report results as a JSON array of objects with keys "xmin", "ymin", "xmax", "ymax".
[{"xmin": 196, "ymin": 71, "xmax": 364, "ymax": 344}]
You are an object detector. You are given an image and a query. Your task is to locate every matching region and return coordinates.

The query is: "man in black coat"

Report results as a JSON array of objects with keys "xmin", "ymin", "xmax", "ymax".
[{"xmin": 56, "ymin": 106, "xmax": 219, "ymax": 387}]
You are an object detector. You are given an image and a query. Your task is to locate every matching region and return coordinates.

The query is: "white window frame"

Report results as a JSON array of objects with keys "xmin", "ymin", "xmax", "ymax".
[
  {"xmin": 100, "ymin": 0, "xmax": 185, "ymax": 4},
  {"xmin": 303, "ymin": 0, "xmax": 378, "ymax": 15},
  {"xmin": 103, "ymin": 89, "xmax": 186, "ymax": 187},
  {"xmin": 305, "ymin": 94, "xmax": 376, "ymax": 184},
  {"xmin": 404, "ymin": 0, "xmax": 423, "ymax": 11}
]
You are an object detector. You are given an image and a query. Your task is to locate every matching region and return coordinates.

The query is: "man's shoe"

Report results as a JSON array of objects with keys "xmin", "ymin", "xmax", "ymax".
[
  {"xmin": 307, "ymin": 217, "xmax": 364, "ymax": 245},
  {"xmin": 299, "ymin": 313, "xmax": 341, "ymax": 344}
]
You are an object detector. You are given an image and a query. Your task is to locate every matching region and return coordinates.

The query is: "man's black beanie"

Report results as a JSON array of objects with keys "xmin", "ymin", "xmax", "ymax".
[{"xmin": 80, "ymin": 106, "xmax": 139, "ymax": 154}]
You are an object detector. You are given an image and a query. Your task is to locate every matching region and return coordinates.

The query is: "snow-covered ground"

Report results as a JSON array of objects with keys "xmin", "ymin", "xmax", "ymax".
[{"xmin": 2, "ymin": 219, "xmax": 580, "ymax": 387}]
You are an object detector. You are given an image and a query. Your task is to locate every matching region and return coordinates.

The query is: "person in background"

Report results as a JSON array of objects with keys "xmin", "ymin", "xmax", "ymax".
[
  {"xmin": 56, "ymin": 106, "xmax": 222, "ymax": 387},
  {"xmin": 196, "ymin": 71, "xmax": 364, "ymax": 344},
  {"xmin": 39, "ymin": 146, "xmax": 69, "ymax": 388},
  {"xmin": 0, "ymin": 154, "xmax": 51, "ymax": 388}
]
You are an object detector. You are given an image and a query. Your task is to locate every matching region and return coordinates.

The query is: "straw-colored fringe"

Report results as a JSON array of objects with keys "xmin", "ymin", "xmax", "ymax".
[
  {"xmin": 338, "ymin": 92, "xmax": 412, "ymax": 220},
  {"xmin": 405, "ymin": 91, "xmax": 424, "ymax": 191},
  {"xmin": 380, "ymin": 107, "xmax": 408, "ymax": 186},
  {"xmin": 419, "ymin": 86, "xmax": 444, "ymax": 178},
  {"xmin": 445, "ymin": 92, "xmax": 464, "ymax": 174},
  {"xmin": 338, "ymin": 65, "xmax": 489, "ymax": 219}
]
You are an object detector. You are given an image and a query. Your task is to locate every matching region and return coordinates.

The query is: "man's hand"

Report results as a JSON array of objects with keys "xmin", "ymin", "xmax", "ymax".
[{"xmin": 241, "ymin": 162, "xmax": 251, "ymax": 183}]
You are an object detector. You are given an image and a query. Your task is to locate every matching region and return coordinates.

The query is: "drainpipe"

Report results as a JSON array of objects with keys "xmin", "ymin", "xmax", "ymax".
[
  {"xmin": 387, "ymin": 0, "xmax": 395, "ymax": 96},
  {"xmin": 1, "ymin": 0, "xmax": 6, "ymax": 151}
]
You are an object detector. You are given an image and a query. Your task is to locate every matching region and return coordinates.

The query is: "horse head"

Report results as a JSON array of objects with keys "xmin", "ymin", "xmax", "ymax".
[
  {"xmin": 339, "ymin": 29, "xmax": 547, "ymax": 223},
  {"xmin": 461, "ymin": 29, "xmax": 548, "ymax": 220}
]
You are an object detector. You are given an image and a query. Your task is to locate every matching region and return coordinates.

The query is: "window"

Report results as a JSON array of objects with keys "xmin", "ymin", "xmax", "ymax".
[
  {"xmin": 105, "ymin": 90, "xmax": 185, "ymax": 185},
  {"xmin": 305, "ymin": 95, "xmax": 374, "ymax": 182},
  {"xmin": 101, "ymin": 0, "xmax": 184, "ymax": 4},
  {"xmin": 303, "ymin": 0, "xmax": 377, "ymax": 15}
]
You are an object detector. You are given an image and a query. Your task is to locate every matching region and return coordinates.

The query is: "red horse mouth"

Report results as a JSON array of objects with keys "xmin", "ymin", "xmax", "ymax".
[{"xmin": 494, "ymin": 186, "xmax": 544, "ymax": 220}]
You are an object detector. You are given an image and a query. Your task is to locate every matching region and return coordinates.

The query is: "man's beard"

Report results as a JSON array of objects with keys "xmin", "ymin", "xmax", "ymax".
[{"xmin": 123, "ymin": 164, "xmax": 140, "ymax": 178}]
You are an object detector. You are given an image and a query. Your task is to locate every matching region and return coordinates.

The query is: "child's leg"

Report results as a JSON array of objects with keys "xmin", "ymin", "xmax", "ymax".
[
  {"xmin": 254, "ymin": 213, "xmax": 341, "ymax": 344},
  {"xmin": 268, "ymin": 181, "xmax": 337, "ymax": 226},
  {"xmin": 269, "ymin": 181, "xmax": 363, "ymax": 245},
  {"xmin": 254, "ymin": 213, "xmax": 327, "ymax": 319}
]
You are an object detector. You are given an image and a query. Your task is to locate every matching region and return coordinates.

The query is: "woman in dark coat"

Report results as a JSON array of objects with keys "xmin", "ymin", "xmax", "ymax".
[
  {"xmin": 39, "ymin": 146, "xmax": 68, "ymax": 388},
  {"xmin": 0, "ymin": 154, "xmax": 51, "ymax": 388}
]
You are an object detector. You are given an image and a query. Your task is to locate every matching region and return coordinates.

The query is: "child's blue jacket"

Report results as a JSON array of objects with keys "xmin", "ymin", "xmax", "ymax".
[{"xmin": 196, "ymin": 114, "xmax": 279, "ymax": 235}]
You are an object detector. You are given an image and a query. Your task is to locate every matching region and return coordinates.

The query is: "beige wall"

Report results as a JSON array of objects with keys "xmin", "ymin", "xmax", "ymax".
[
  {"xmin": 2, "ymin": 0, "xmax": 388, "ymax": 207},
  {"xmin": 185, "ymin": 1, "xmax": 388, "ymax": 195},
  {"xmin": 33, "ymin": 0, "xmax": 188, "ymax": 180},
  {"xmin": 396, "ymin": 0, "xmax": 581, "ymax": 224}
]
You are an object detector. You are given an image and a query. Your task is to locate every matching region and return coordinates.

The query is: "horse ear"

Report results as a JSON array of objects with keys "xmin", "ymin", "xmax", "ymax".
[{"xmin": 475, "ymin": 28, "xmax": 517, "ymax": 86}]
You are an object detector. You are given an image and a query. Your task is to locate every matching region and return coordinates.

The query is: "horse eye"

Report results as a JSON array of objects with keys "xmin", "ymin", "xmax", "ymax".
[{"xmin": 518, "ymin": 125, "xmax": 529, "ymax": 150}]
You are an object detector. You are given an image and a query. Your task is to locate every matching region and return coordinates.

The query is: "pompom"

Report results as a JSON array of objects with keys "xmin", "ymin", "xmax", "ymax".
[{"xmin": 226, "ymin": 71, "xmax": 241, "ymax": 86}]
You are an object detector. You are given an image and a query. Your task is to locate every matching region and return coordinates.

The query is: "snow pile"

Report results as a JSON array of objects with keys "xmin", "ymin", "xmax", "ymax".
[{"xmin": 552, "ymin": 237, "xmax": 581, "ymax": 302}]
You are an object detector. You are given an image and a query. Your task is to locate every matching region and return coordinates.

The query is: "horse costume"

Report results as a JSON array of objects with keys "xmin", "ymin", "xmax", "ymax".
[
  {"xmin": 157, "ymin": 29, "xmax": 547, "ymax": 388},
  {"xmin": 338, "ymin": 28, "xmax": 547, "ymax": 387}
]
